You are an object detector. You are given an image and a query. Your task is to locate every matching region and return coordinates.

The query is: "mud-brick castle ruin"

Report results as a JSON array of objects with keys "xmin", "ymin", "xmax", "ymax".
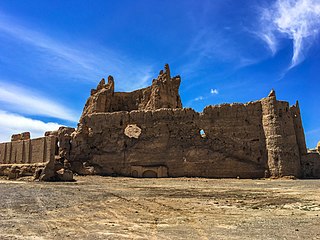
[{"xmin": 0, "ymin": 64, "xmax": 319, "ymax": 180}]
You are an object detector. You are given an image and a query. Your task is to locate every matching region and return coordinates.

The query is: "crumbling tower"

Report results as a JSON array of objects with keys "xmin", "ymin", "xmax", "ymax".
[
  {"xmin": 290, "ymin": 101, "xmax": 308, "ymax": 156},
  {"xmin": 261, "ymin": 90, "xmax": 301, "ymax": 177},
  {"xmin": 80, "ymin": 64, "xmax": 182, "ymax": 121}
]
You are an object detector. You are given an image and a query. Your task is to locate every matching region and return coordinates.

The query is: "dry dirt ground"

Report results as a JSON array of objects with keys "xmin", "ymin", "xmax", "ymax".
[{"xmin": 0, "ymin": 176, "xmax": 319, "ymax": 240}]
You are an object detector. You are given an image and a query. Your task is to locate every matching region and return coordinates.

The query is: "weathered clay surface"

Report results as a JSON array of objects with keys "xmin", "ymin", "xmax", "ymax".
[
  {"xmin": 71, "ymin": 96, "xmax": 306, "ymax": 178},
  {"xmin": 261, "ymin": 94, "xmax": 301, "ymax": 177},
  {"xmin": 0, "ymin": 163, "xmax": 47, "ymax": 179},
  {"xmin": 301, "ymin": 153, "xmax": 320, "ymax": 178},
  {"xmin": 11, "ymin": 132, "xmax": 30, "ymax": 142},
  {"xmin": 79, "ymin": 64, "xmax": 182, "ymax": 122},
  {"xmin": 38, "ymin": 127, "xmax": 75, "ymax": 181}
]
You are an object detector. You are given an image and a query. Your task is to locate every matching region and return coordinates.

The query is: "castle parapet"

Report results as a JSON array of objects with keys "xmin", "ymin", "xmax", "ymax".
[{"xmin": 11, "ymin": 132, "xmax": 31, "ymax": 142}]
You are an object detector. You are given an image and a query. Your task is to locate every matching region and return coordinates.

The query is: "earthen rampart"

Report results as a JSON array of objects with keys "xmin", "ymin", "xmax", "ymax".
[
  {"xmin": 71, "ymin": 92, "xmax": 306, "ymax": 178},
  {"xmin": 0, "ymin": 64, "xmax": 319, "ymax": 180}
]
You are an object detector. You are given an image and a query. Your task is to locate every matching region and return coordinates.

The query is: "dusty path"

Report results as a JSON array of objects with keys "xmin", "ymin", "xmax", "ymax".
[{"xmin": 0, "ymin": 176, "xmax": 319, "ymax": 239}]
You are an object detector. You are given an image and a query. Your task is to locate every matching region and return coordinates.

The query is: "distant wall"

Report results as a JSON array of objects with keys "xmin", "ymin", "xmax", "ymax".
[{"xmin": 0, "ymin": 136, "xmax": 56, "ymax": 165}]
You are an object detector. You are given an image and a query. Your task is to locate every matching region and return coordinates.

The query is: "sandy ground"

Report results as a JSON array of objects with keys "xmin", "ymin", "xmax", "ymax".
[{"xmin": 0, "ymin": 176, "xmax": 319, "ymax": 240}]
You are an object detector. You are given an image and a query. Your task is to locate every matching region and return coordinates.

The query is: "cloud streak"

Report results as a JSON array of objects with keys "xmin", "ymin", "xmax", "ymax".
[
  {"xmin": 0, "ymin": 12, "xmax": 153, "ymax": 91},
  {"xmin": 260, "ymin": 0, "xmax": 320, "ymax": 68},
  {"xmin": 186, "ymin": 88, "xmax": 219, "ymax": 107},
  {"xmin": 210, "ymin": 88, "xmax": 219, "ymax": 95},
  {"xmin": 0, "ymin": 110, "xmax": 61, "ymax": 143},
  {"xmin": 0, "ymin": 81, "xmax": 77, "ymax": 122},
  {"xmin": 0, "ymin": 11, "xmax": 157, "ymax": 141},
  {"xmin": 181, "ymin": 28, "xmax": 260, "ymax": 75},
  {"xmin": 194, "ymin": 96, "xmax": 204, "ymax": 101}
]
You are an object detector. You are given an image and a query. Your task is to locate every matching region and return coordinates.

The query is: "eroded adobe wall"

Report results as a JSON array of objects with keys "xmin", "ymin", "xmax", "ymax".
[
  {"xmin": 290, "ymin": 102, "xmax": 308, "ymax": 156},
  {"xmin": 110, "ymin": 91, "xmax": 144, "ymax": 112},
  {"xmin": 0, "ymin": 136, "xmax": 57, "ymax": 165},
  {"xmin": 200, "ymin": 101, "xmax": 269, "ymax": 176},
  {"xmin": 71, "ymin": 103, "xmax": 270, "ymax": 178},
  {"xmin": 80, "ymin": 64, "xmax": 182, "ymax": 121},
  {"xmin": 301, "ymin": 153, "xmax": 320, "ymax": 178},
  {"xmin": 261, "ymin": 96, "xmax": 301, "ymax": 177}
]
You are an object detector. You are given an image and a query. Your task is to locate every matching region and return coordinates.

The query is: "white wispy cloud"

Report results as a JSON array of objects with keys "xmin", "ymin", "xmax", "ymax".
[
  {"xmin": 0, "ymin": 12, "xmax": 153, "ymax": 91},
  {"xmin": 257, "ymin": 32, "xmax": 278, "ymax": 56},
  {"xmin": 186, "ymin": 88, "xmax": 220, "ymax": 107},
  {"xmin": 210, "ymin": 88, "xmax": 219, "ymax": 95},
  {"xmin": 0, "ymin": 81, "xmax": 77, "ymax": 122},
  {"xmin": 181, "ymin": 29, "xmax": 259, "ymax": 75},
  {"xmin": 260, "ymin": 0, "xmax": 320, "ymax": 68},
  {"xmin": 0, "ymin": 11, "xmax": 157, "ymax": 142},
  {"xmin": 194, "ymin": 96, "xmax": 204, "ymax": 101},
  {"xmin": 0, "ymin": 110, "xmax": 61, "ymax": 143}
]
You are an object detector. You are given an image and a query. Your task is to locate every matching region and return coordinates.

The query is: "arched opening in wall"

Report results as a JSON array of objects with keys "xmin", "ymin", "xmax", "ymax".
[
  {"xmin": 200, "ymin": 129, "xmax": 206, "ymax": 138},
  {"xmin": 142, "ymin": 170, "xmax": 158, "ymax": 178},
  {"xmin": 132, "ymin": 170, "xmax": 138, "ymax": 177}
]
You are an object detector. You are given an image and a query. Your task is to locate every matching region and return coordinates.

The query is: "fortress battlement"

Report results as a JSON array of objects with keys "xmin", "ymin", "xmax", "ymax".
[{"xmin": 0, "ymin": 64, "xmax": 319, "ymax": 180}]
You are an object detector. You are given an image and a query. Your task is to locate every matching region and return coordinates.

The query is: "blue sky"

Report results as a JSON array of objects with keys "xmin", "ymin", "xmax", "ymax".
[{"xmin": 0, "ymin": 0, "xmax": 319, "ymax": 148}]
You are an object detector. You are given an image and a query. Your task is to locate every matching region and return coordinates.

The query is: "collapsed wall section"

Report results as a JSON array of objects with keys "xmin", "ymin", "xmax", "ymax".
[
  {"xmin": 80, "ymin": 64, "xmax": 182, "ymax": 121},
  {"xmin": 0, "ymin": 129, "xmax": 75, "ymax": 181}
]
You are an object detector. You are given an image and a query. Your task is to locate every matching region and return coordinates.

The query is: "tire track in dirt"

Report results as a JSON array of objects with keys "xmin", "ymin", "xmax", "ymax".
[
  {"xmin": 108, "ymin": 191, "xmax": 210, "ymax": 239},
  {"xmin": 107, "ymin": 192, "xmax": 179, "ymax": 239},
  {"xmin": 34, "ymin": 186, "xmax": 54, "ymax": 237}
]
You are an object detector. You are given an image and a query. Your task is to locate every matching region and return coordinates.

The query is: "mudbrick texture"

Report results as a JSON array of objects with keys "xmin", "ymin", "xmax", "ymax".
[{"xmin": 0, "ymin": 64, "xmax": 319, "ymax": 179}]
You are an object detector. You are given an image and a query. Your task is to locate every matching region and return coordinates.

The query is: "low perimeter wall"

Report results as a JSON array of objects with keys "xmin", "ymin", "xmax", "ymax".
[{"xmin": 0, "ymin": 136, "xmax": 56, "ymax": 165}]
